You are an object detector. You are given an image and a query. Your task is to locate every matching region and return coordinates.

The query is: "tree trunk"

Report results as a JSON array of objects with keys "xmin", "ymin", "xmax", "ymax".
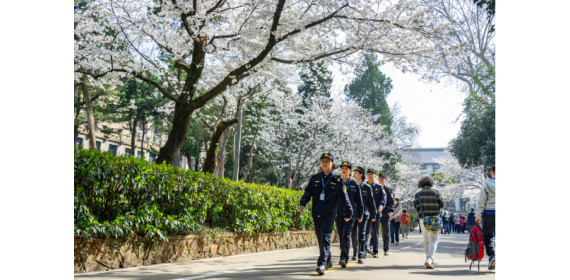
[
  {"xmin": 155, "ymin": 107, "xmax": 193, "ymax": 165},
  {"xmin": 79, "ymin": 76, "xmax": 96, "ymax": 150},
  {"xmin": 194, "ymin": 155, "xmax": 200, "ymax": 171},
  {"xmin": 130, "ymin": 119, "xmax": 137, "ymax": 154},
  {"xmin": 74, "ymin": 124, "xmax": 80, "ymax": 147},
  {"xmin": 140, "ymin": 119, "xmax": 146, "ymax": 158},
  {"xmin": 184, "ymin": 153, "xmax": 193, "ymax": 170},
  {"xmin": 285, "ymin": 158, "xmax": 292, "ymax": 189},
  {"xmin": 243, "ymin": 108, "xmax": 263, "ymax": 181},
  {"xmin": 215, "ymin": 125, "xmax": 232, "ymax": 178},
  {"xmin": 203, "ymin": 119, "xmax": 239, "ymax": 174},
  {"xmin": 173, "ymin": 150, "xmax": 181, "ymax": 168}
]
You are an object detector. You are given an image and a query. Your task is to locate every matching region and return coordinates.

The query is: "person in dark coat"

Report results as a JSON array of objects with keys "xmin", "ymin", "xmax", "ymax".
[
  {"xmin": 467, "ymin": 208, "xmax": 476, "ymax": 233},
  {"xmin": 299, "ymin": 153, "xmax": 353, "ymax": 275}
]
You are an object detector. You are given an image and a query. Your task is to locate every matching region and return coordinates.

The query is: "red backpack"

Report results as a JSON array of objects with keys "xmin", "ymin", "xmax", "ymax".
[{"xmin": 465, "ymin": 224, "xmax": 485, "ymax": 270}]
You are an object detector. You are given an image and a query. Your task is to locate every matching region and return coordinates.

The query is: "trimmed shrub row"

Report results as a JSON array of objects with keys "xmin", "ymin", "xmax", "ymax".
[{"xmin": 74, "ymin": 148, "xmax": 313, "ymax": 240}]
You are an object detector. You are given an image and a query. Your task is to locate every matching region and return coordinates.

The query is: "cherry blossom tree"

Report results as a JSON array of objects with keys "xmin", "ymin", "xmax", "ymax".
[
  {"xmin": 418, "ymin": 0, "xmax": 495, "ymax": 97},
  {"xmin": 257, "ymin": 85, "xmax": 396, "ymax": 190},
  {"xmin": 75, "ymin": 0, "xmax": 458, "ymax": 165}
]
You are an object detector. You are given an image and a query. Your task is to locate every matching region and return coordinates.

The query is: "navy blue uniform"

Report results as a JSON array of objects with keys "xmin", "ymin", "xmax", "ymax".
[
  {"xmin": 335, "ymin": 178, "xmax": 363, "ymax": 263},
  {"xmin": 300, "ymin": 171, "xmax": 353, "ymax": 267},
  {"xmin": 380, "ymin": 185, "xmax": 395, "ymax": 253},
  {"xmin": 351, "ymin": 181, "xmax": 377, "ymax": 258},
  {"xmin": 366, "ymin": 182, "xmax": 387, "ymax": 254}
]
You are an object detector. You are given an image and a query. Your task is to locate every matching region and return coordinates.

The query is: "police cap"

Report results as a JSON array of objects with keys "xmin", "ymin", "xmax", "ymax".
[
  {"xmin": 320, "ymin": 152, "xmax": 334, "ymax": 162},
  {"xmin": 339, "ymin": 161, "xmax": 352, "ymax": 169},
  {"xmin": 366, "ymin": 168, "xmax": 376, "ymax": 174}
]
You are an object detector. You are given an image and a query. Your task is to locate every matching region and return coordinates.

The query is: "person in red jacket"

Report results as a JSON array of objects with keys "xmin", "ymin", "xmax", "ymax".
[{"xmin": 400, "ymin": 209, "xmax": 411, "ymax": 239}]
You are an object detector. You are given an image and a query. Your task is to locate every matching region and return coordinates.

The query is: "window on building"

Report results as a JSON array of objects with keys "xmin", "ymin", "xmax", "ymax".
[
  {"xmin": 137, "ymin": 123, "xmax": 143, "ymax": 130},
  {"xmin": 433, "ymin": 164, "xmax": 440, "ymax": 172},
  {"xmin": 420, "ymin": 165, "xmax": 427, "ymax": 170},
  {"xmin": 108, "ymin": 144, "xmax": 117, "ymax": 156},
  {"xmin": 149, "ymin": 154, "xmax": 156, "ymax": 164},
  {"xmin": 137, "ymin": 150, "xmax": 143, "ymax": 159},
  {"xmin": 96, "ymin": 141, "xmax": 102, "ymax": 150},
  {"xmin": 153, "ymin": 135, "xmax": 161, "ymax": 143},
  {"xmin": 76, "ymin": 138, "xmax": 83, "ymax": 149},
  {"xmin": 125, "ymin": 148, "xmax": 132, "ymax": 157}
]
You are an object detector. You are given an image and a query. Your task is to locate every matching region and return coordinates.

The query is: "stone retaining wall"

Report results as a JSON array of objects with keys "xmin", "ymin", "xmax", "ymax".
[{"xmin": 74, "ymin": 230, "xmax": 339, "ymax": 274}]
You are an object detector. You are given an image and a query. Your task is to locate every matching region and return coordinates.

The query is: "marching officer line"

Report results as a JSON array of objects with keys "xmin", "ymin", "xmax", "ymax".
[{"xmin": 300, "ymin": 152, "xmax": 414, "ymax": 275}]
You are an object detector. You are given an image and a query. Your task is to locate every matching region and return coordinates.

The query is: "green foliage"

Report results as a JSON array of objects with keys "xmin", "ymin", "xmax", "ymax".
[
  {"xmin": 449, "ymin": 65, "xmax": 495, "ymax": 171},
  {"xmin": 344, "ymin": 53, "xmax": 394, "ymax": 130},
  {"xmin": 297, "ymin": 61, "xmax": 333, "ymax": 105},
  {"xmin": 344, "ymin": 53, "xmax": 399, "ymax": 178},
  {"xmin": 74, "ymin": 148, "xmax": 313, "ymax": 241}
]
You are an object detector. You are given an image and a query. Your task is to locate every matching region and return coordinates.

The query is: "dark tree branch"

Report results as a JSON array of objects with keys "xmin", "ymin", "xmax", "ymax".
[
  {"xmin": 276, "ymin": 4, "xmax": 349, "ymax": 44},
  {"xmin": 189, "ymin": 0, "xmax": 287, "ymax": 111}
]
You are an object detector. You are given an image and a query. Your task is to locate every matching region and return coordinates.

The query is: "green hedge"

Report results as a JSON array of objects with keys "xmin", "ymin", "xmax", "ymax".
[{"xmin": 74, "ymin": 148, "xmax": 313, "ymax": 240}]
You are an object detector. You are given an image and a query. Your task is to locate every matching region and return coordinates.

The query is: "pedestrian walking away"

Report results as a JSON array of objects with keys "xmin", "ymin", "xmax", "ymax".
[
  {"xmin": 377, "ymin": 172, "xmax": 395, "ymax": 255},
  {"xmin": 299, "ymin": 153, "xmax": 354, "ymax": 275},
  {"xmin": 334, "ymin": 161, "xmax": 364, "ymax": 268},
  {"xmin": 351, "ymin": 166, "xmax": 377, "ymax": 264},
  {"xmin": 475, "ymin": 165, "xmax": 496, "ymax": 271},
  {"xmin": 401, "ymin": 209, "xmax": 411, "ymax": 239},
  {"xmin": 390, "ymin": 198, "xmax": 402, "ymax": 245},
  {"xmin": 450, "ymin": 212, "xmax": 455, "ymax": 233},
  {"xmin": 460, "ymin": 216, "xmax": 466, "ymax": 233},
  {"xmin": 364, "ymin": 168, "xmax": 386, "ymax": 258},
  {"xmin": 414, "ymin": 176, "xmax": 444, "ymax": 269},
  {"xmin": 467, "ymin": 208, "xmax": 476, "ymax": 233}
]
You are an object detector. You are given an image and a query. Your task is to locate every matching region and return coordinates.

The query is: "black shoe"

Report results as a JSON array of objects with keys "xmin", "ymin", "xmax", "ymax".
[
  {"xmin": 384, "ymin": 251, "xmax": 389, "ymax": 256},
  {"xmin": 327, "ymin": 260, "xmax": 332, "ymax": 269},
  {"xmin": 373, "ymin": 253, "xmax": 379, "ymax": 258},
  {"xmin": 358, "ymin": 258, "xmax": 364, "ymax": 264},
  {"xmin": 316, "ymin": 266, "xmax": 326, "ymax": 275},
  {"xmin": 367, "ymin": 248, "xmax": 374, "ymax": 254},
  {"xmin": 339, "ymin": 260, "xmax": 347, "ymax": 268},
  {"xmin": 352, "ymin": 256, "xmax": 357, "ymax": 261}
]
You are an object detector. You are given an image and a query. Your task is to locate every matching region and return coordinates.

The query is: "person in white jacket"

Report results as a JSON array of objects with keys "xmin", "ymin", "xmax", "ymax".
[
  {"xmin": 390, "ymin": 198, "xmax": 402, "ymax": 245},
  {"xmin": 475, "ymin": 165, "xmax": 495, "ymax": 271}
]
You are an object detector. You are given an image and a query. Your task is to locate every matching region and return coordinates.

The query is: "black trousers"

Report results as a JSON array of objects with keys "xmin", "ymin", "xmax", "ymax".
[
  {"xmin": 367, "ymin": 216, "xmax": 381, "ymax": 254},
  {"xmin": 335, "ymin": 216, "xmax": 355, "ymax": 262},
  {"xmin": 314, "ymin": 215, "xmax": 335, "ymax": 267},
  {"xmin": 351, "ymin": 219, "xmax": 358, "ymax": 257},
  {"xmin": 482, "ymin": 214, "xmax": 495, "ymax": 256},
  {"xmin": 350, "ymin": 215, "xmax": 369, "ymax": 258},
  {"xmin": 380, "ymin": 215, "xmax": 391, "ymax": 253}
]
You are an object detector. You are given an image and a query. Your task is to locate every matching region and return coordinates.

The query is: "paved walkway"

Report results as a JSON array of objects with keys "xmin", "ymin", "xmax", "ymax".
[{"xmin": 75, "ymin": 231, "xmax": 495, "ymax": 279}]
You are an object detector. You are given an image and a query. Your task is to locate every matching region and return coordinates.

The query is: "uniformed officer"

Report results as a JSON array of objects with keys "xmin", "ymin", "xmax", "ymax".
[
  {"xmin": 365, "ymin": 168, "xmax": 387, "ymax": 258},
  {"xmin": 299, "ymin": 153, "xmax": 353, "ymax": 275},
  {"xmin": 335, "ymin": 161, "xmax": 364, "ymax": 268},
  {"xmin": 378, "ymin": 172, "xmax": 395, "ymax": 255},
  {"xmin": 350, "ymin": 166, "xmax": 377, "ymax": 264}
]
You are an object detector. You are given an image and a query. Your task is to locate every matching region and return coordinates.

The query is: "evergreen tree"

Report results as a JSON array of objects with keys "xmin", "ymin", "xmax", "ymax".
[
  {"xmin": 297, "ymin": 61, "xmax": 333, "ymax": 106},
  {"xmin": 344, "ymin": 53, "xmax": 394, "ymax": 131},
  {"xmin": 449, "ymin": 65, "xmax": 495, "ymax": 171},
  {"xmin": 101, "ymin": 76, "xmax": 169, "ymax": 154}
]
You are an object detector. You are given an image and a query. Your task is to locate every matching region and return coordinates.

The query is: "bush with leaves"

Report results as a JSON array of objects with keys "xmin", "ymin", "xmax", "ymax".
[{"xmin": 74, "ymin": 148, "xmax": 313, "ymax": 241}]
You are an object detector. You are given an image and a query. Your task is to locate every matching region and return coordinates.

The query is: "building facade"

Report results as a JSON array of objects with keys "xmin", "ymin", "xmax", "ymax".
[
  {"xmin": 400, "ymin": 147, "xmax": 477, "ymax": 215},
  {"xmin": 75, "ymin": 123, "xmax": 189, "ymax": 169}
]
